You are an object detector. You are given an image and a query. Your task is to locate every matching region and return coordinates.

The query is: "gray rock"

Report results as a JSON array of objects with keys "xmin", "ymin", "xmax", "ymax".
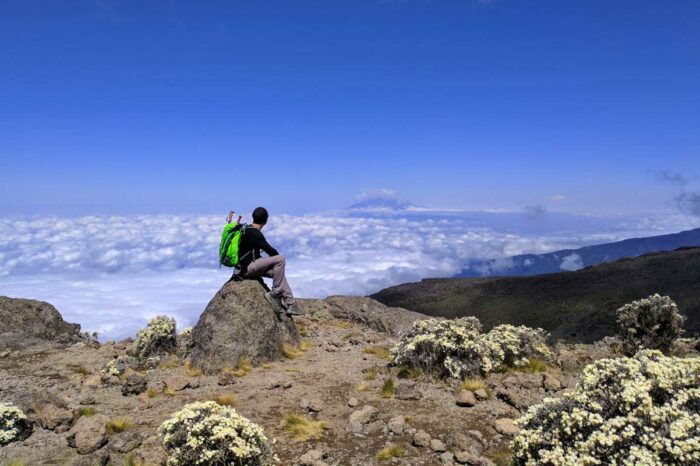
[
  {"xmin": 395, "ymin": 381, "xmax": 423, "ymax": 400},
  {"xmin": 430, "ymin": 439, "xmax": 447, "ymax": 452},
  {"xmin": 455, "ymin": 452, "xmax": 495, "ymax": 466},
  {"xmin": 71, "ymin": 451, "xmax": 110, "ymax": 466},
  {"xmin": 543, "ymin": 373, "xmax": 562, "ymax": 391},
  {"xmin": 67, "ymin": 414, "xmax": 109, "ymax": 454},
  {"xmin": 413, "ymin": 429, "xmax": 431, "ymax": 447},
  {"xmin": 302, "ymin": 295, "xmax": 428, "ymax": 337},
  {"xmin": 444, "ymin": 431, "xmax": 483, "ymax": 456},
  {"xmin": 494, "ymin": 418, "xmax": 519, "ymax": 436},
  {"xmin": 474, "ymin": 389, "xmax": 489, "ymax": 400},
  {"xmin": 299, "ymin": 398, "xmax": 323, "ymax": 413},
  {"xmin": 79, "ymin": 393, "xmax": 96, "ymax": 405},
  {"xmin": 0, "ymin": 296, "xmax": 85, "ymax": 348},
  {"xmin": 217, "ymin": 371, "xmax": 238, "ymax": 386},
  {"xmin": 439, "ymin": 451, "xmax": 455, "ymax": 464},
  {"xmin": 162, "ymin": 375, "xmax": 197, "ymax": 391},
  {"xmin": 387, "ymin": 415, "xmax": 406, "ymax": 435},
  {"xmin": 456, "ymin": 390, "xmax": 477, "ymax": 407},
  {"xmin": 109, "ymin": 431, "xmax": 142, "ymax": 453},
  {"xmin": 121, "ymin": 372, "xmax": 147, "ymax": 396},
  {"xmin": 299, "ymin": 449, "xmax": 329, "ymax": 466},
  {"xmin": 38, "ymin": 404, "xmax": 73, "ymax": 431},
  {"xmin": 349, "ymin": 405, "xmax": 378, "ymax": 425},
  {"xmin": 347, "ymin": 397, "xmax": 359, "ymax": 407},
  {"xmin": 189, "ymin": 280, "xmax": 300, "ymax": 373}
]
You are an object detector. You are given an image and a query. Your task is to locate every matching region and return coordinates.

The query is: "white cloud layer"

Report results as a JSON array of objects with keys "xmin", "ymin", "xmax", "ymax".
[{"xmin": 0, "ymin": 212, "xmax": 697, "ymax": 340}]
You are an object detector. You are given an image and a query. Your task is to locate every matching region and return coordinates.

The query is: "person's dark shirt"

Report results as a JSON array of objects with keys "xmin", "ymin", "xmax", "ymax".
[{"xmin": 238, "ymin": 225, "xmax": 279, "ymax": 271}]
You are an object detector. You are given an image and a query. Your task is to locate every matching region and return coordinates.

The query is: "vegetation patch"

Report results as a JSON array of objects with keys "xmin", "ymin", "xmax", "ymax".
[
  {"xmin": 616, "ymin": 294, "xmax": 686, "ymax": 355},
  {"xmin": 363, "ymin": 346, "xmax": 391, "ymax": 360},
  {"xmin": 208, "ymin": 393, "xmax": 238, "ymax": 408},
  {"xmin": 380, "ymin": 378, "xmax": 396, "ymax": 398},
  {"xmin": 106, "ymin": 417, "xmax": 133, "ymax": 435},
  {"xmin": 133, "ymin": 315, "xmax": 177, "ymax": 360},
  {"xmin": 512, "ymin": 350, "xmax": 700, "ymax": 465},
  {"xmin": 283, "ymin": 414, "xmax": 327, "ymax": 441},
  {"xmin": 160, "ymin": 401, "xmax": 277, "ymax": 465},
  {"xmin": 77, "ymin": 407, "xmax": 97, "ymax": 417},
  {"xmin": 364, "ymin": 366, "xmax": 378, "ymax": 381},
  {"xmin": 376, "ymin": 444, "xmax": 405, "ymax": 461}
]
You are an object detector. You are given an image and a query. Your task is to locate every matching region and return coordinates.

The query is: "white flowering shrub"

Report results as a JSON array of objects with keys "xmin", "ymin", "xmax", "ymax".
[
  {"xmin": 0, "ymin": 402, "xmax": 32, "ymax": 445},
  {"xmin": 481, "ymin": 324, "xmax": 550, "ymax": 373},
  {"xmin": 160, "ymin": 401, "xmax": 277, "ymax": 466},
  {"xmin": 616, "ymin": 294, "xmax": 686, "ymax": 355},
  {"xmin": 512, "ymin": 350, "xmax": 700, "ymax": 466},
  {"xmin": 390, "ymin": 318, "xmax": 550, "ymax": 378},
  {"xmin": 133, "ymin": 315, "xmax": 177, "ymax": 360}
]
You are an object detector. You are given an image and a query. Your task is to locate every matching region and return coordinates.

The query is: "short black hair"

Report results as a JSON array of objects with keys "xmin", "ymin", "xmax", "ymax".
[{"xmin": 252, "ymin": 207, "xmax": 269, "ymax": 225}]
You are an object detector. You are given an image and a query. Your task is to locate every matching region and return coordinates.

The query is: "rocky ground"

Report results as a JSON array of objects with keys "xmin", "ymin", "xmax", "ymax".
[{"xmin": 0, "ymin": 283, "xmax": 639, "ymax": 466}]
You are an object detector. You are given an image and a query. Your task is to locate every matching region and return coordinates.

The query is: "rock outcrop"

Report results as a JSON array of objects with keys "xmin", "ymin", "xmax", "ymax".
[
  {"xmin": 189, "ymin": 280, "xmax": 300, "ymax": 373},
  {"xmin": 300, "ymin": 295, "xmax": 427, "ymax": 337},
  {"xmin": 0, "ymin": 296, "xmax": 85, "ymax": 348}
]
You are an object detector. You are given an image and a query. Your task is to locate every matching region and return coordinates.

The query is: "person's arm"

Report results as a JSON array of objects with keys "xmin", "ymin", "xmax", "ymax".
[{"xmin": 249, "ymin": 229, "xmax": 279, "ymax": 257}]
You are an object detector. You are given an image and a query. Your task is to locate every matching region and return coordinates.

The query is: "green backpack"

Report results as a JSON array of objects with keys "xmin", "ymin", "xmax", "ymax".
[{"xmin": 219, "ymin": 212, "xmax": 248, "ymax": 268}]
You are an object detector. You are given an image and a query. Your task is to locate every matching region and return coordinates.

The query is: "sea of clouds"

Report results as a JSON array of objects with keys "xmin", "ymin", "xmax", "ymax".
[{"xmin": 1, "ymin": 211, "xmax": 697, "ymax": 340}]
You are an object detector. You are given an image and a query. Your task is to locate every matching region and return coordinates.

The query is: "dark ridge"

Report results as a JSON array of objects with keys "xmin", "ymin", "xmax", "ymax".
[{"xmin": 371, "ymin": 247, "xmax": 700, "ymax": 343}]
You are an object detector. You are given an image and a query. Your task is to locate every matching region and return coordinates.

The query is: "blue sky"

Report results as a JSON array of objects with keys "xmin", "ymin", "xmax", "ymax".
[{"xmin": 1, "ymin": 0, "xmax": 699, "ymax": 215}]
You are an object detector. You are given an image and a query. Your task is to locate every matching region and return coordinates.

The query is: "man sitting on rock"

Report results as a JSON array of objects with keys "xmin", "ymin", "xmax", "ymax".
[{"xmin": 237, "ymin": 206, "xmax": 306, "ymax": 317}]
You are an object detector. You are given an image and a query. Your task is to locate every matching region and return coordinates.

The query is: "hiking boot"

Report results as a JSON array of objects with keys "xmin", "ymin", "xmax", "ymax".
[
  {"xmin": 285, "ymin": 303, "xmax": 306, "ymax": 316},
  {"xmin": 265, "ymin": 291, "xmax": 285, "ymax": 316}
]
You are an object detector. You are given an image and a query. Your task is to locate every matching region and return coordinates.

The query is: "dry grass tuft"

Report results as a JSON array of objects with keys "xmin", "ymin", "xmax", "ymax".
[
  {"xmin": 70, "ymin": 365, "xmax": 91, "ymax": 376},
  {"xmin": 208, "ymin": 392, "xmax": 238, "ymax": 407},
  {"xmin": 77, "ymin": 407, "xmax": 97, "ymax": 417},
  {"xmin": 106, "ymin": 417, "xmax": 132, "ymax": 435},
  {"xmin": 158, "ymin": 355, "xmax": 181, "ymax": 369},
  {"xmin": 184, "ymin": 361, "xmax": 203, "ymax": 377},
  {"xmin": 146, "ymin": 387, "xmax": 159, "ymax": 399},
  {"xmin": 514, "ymin": 358, "xmax": 548, "ymax": 373},
  {"xmin": 282, "ymin": 341, "xmax": 314, "ymax": 359},
  {"xmin": 163, "ymin": 387, "xmax": 176, "ymax": 397},
  {"xmin": 489, "ymin": 447, "xmax": 513, "ymax": 466},
  {"xmin": 283, "ymin": 414, "xmax": 327, "ymax": 441},
  {"xmin": 380, "ymin": 378, "xmax": 396, "ymax": 398},
  {"xmin": 376, "ymin": 444, "xmax": 404, "ymax": 461},
  {"xmin": 356, "ymin": 383, "xmax": 370, "ymax": 392},
  {"xmin": 364, "ymin": 366, "xmax": 378, "ymax": 381},
  {"xmin": 363, "ymin": 346, "xmax": 391, "ymax": 360}
]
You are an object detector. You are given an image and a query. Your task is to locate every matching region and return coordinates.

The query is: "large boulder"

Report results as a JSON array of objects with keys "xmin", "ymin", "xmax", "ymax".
[
  {"xmin": 189, "ymin": 280, "xmax": 300, "ymax": 373},
  {"xmin": 300, "ymin": 295, "xmax": 428, "ymax": 337},
  {"xmin": 0, "ymin": 296, "xmax": 85, "ymax": 348}
]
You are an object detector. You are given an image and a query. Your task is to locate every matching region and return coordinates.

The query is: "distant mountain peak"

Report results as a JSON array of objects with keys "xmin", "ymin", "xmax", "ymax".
[{"xmin": 348, "ymin": 195, "xmax": 418, "ymax": 212}]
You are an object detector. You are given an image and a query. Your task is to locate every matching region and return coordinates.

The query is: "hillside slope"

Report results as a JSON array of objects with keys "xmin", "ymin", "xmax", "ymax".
[
  {"xmin": 458, "ymin": 227, "xmax": 700, "ymax": 277},
  {"xmin": 372, "ymin": 247, "xmax": 700, "ymax": 343}
]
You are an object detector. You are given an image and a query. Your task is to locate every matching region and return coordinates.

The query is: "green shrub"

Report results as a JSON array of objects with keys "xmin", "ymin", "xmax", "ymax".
[
  {"xmin": 133, "ymin": 315, "xmax": 177, "ymax": 360},
  {"xmin": 616, "ymin": 294, "xmax": 686, "ymax": 355},
  {"xmin": 160, "ymin": 401, "xmax": 277, "ymax": 465},
  {"xmin": 390, "ymin": 317, "xmax": 550, "ymax": 378},
  {"xmin": 512, "ymin": 350, "xmax": 700, "ymax": 466},
  {"xmin": 0, "ymin": 402, "xmax": 32, "ymax": 445}
]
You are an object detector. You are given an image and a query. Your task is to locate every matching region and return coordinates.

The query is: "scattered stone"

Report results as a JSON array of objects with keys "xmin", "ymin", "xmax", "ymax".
[
  {"xmin": 299, "ymin": 449, "xmax": 329, "ymax": 466},
  {"xmin": 494, "ymin": 418, "xmax": 519, "ymax": 436},
  {"xmin": 413, "ymin": 429, "xmax": 431, "ymax": 447},
  {"xmin": 121, "ymin": 372, "xmax": 147, "ymax": 396},
  {"xmin": 348, "ymin": 405, "xmax": 378, "ymax": 426},
  {"xmin": 455, "ymin": 452, "xmax": 495, "ymax": 466},
  {"xmin": 79, "ymin": 393, "xmax": 96, "ymax": 405},
  {"xmin": 37, "ymin": 404, "xmax": 73, "ymax": 432},
  {"xmin": 162, "ymin": 375, "xmax": 198, "ymax": 392},
  {"xmin": 109, "ymin": 431, "xmax": 142, "ymax": 453},
  {"xmin": 266, "ymin": 380, "xmax": 293, "ymax": 390},
  {"xmin": 474, "ymin": 389, "xmax": 489, "ymax": 400},
  {"xmin": 543, "ymin": 373, "xmax": 562, "ymax": 391},
  {"xmin": 299, "ymin": 398, "xmax": 323, "ymax": 413},
  {"xmin": 439, "ymin": 451, "xmax": 455, "ymax": 464},
  {"xmin": 217, "ymin": 371, "xmax": 238, "ymax": 386},
  {"xmin": 67, "ymin": 414, "xmax": 109, "ymax": 454},
  {"xmin": 0, "ymin": 296, "xmax": 86, "ymax": 348},
  {"xmin": 456, "ymin": 390, "xmax": 477, "ymax": 407},
  {"xmin": 430, "ymin": 439, "xmax": 447, "ymax": 452},
  {"xmin": 387, "ymin": 415, "xmax": 406, "ymax": 435},
  {"xmin": 82, "ymin": 375, "xmax": 101, "ymax": 388},
  {"xmin": 347, "ymin": 397, "xmax": 359, "ymax": 407},
  {"xmin": 71, "ymin": 451, "xmax": 110, "ymax": 466},
  {"xmin": 395, "ymin": 381, "xmax": 423, "ymax": 400},
  {"xmin": 444, "ymin": 431, "xmax": 483, "ymax": 456}
]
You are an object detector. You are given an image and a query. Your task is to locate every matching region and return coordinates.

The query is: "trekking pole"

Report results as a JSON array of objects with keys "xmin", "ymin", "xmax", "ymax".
[
  {"xmin": 236, "ymin": 215, "xmax": 242, "ymax": 225},
  {"xmin": 227, "ymin": 210, "xmax": 235, "ymax": 223}
]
